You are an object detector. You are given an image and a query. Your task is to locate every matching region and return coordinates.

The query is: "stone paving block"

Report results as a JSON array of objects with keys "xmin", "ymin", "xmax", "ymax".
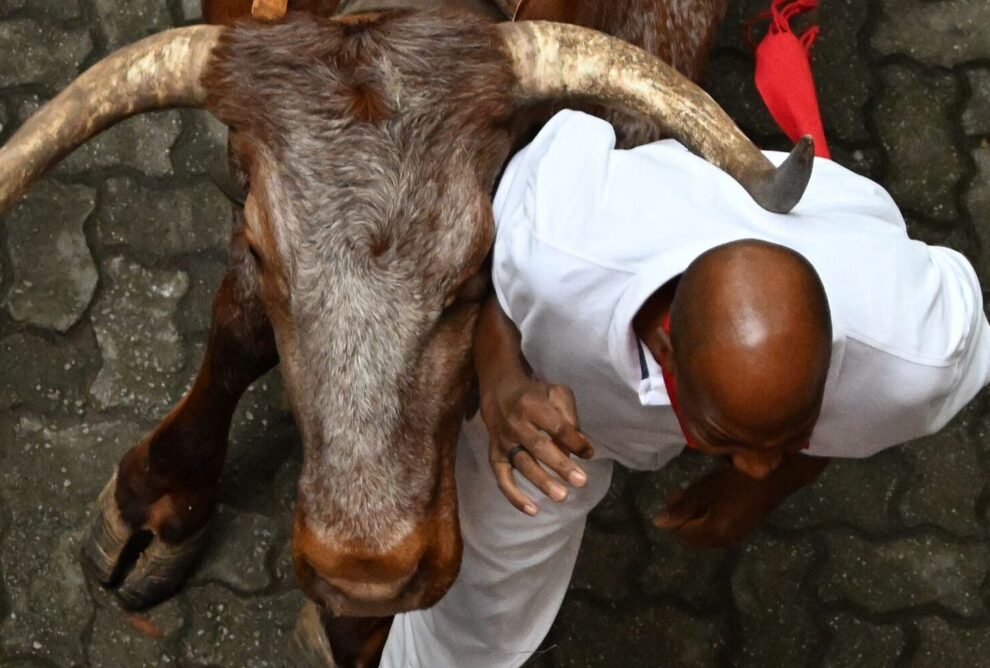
[
  {"xmin": 963, "ymin": 70, "xmax": 990, "ymax": 137},
  {"xmin": 88, "ymin": 597, "xmax": 185, "ymax": 667},
  {"xmin": 55, "ymin": 111, "xmax": 183, "ymax": 178},
  {"xmin": 875, "ymin": 64, "xmax": 964, "ymax": 222},
  {"xmin": 715, "ymin": 0, "xmax": 768, "ymax": 53},
  {"xmin": 90, "ymin": 0, "xmax": 173, "ymax": 51},
  {"xmin": 814, "ymin": 0, "xmax": 873, "ymax": 145},
  {"xmin": 817, "ymin": 531, "xmax": 988, "ymax": 617},
  {"xmin": 828, "ymin": 145, "xmax": 884, "ymax": 181},
  {"xmin": 222, "ymin": 374, "xmax": 301, "ymax": 517},
  {"xmin": 874, "ymin": 0, "xmax": 990, "ymax": 67},
  {"xmin": 703, "ymin": 53, "xmax": 782, "ymax": 140},
  {"xmin": 171, "ymin": 112, "xmax": 229, "ymax": 177},
  {"xmin": 0, "ymin": 19, "xmax": 92, "ymax": 89},
  {"xmin": 912, "ymin": 616, "xmax": 990, "ymax": 667},
  {"xmin": 769, "ymin": 451, "xmax": 904, "ymax": 534},
  {"xmin": 0, "ymin": 333, "xmax": 93, "ymax": 414},
  {"xmin": 179, "ymin": 257, "xmax": 229, "ymax": 336},
  {"xmin": 193, "ymin": 505, "xmax": 279, "ymax": 594},
  {"xmin": 178, "ymin": 585, "xmax": 306, "ymax": 667},
  {"xmin": 3, "ymin": 1, "xmax": 990, "ymax": 665},
  {"xmin": 0, "ymin": 0, "xmax": 82, "ymax": 21},
  {"xmin": 181, "ymin": 0, "xmax": 204, "ymax": 22},
  {"xmin": 731, "ymin": 534, "xmax": 820, "ymax": 668},
  {"xmin": 823, "ymin": 613, "xmax": 904, "ymax": 668},
  {"xmin": 0, "ymin": 417, "xmax": 146, "ymax": 666},
  {"xmin": 632, "ymin": 451, "xmax": 729, "ymax": 609},
  {"xmin": 712, "ymin": 0, "xmax": 872, "ymax": 145},
  {"xmin": 549, "ymin": 598, "xmax": 724, "ymax": 668},
  {"xmin": 637, "ymin": 529, "xmax": 730, "ymax": 611},
  {"xmin": 897, "ymin": 427, "xmax": 984, "ymax": 538},
  {"xmin": 222, "ymin": 439, "xmax": 299, "ymax": 524},
  {"xmin": 271, "ymin": 529, "xmax": 296, "ymax": 586},
  {"xmin": 89, "ymin": 257, "xmax": 189, "ymax": 416},
  {"xmin": 968, "ymin": 144, "xmax": 990, "ymax": 285},
  {"xmin": 2, "ymin": 180, "xmax": 98, "ymax": 332},
  {"xmin": 634, "ymin": 449, "xmax": 719, "ymax": 519},
  {"xmin": 568, "ymin": 523, "xmax": 640, "ymax": 603},
  {"xmin": 97, "ymin": 177, "xmax": 230, "ymax": 259},
  {"xmin": 3, "ymin": 416, "xmax": 143, "ymax": 518}
]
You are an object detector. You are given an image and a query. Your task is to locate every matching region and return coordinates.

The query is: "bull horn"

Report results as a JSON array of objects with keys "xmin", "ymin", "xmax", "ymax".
[
  {"xmin": 0, "ymin": 25, "xmax": 222, "ymax": 213},
  {"xmin": 498, "ymin": 22, "xmax": 814, "ymax": 214}
]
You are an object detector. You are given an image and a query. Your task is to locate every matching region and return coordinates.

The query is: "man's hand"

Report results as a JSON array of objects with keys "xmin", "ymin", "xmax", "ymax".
[
  {"xmin": 482, "ymin": 379, "xmax": 594, "ymax": 516},
  {"xmin": 653, "ymin": 455, "xmax": 827, "ymax": 547}
]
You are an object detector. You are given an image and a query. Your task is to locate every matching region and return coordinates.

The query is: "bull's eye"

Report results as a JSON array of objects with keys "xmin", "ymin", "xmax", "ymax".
[{"xmin": 247, "ymin": 243, "xmax": 264, "ymax": 266}]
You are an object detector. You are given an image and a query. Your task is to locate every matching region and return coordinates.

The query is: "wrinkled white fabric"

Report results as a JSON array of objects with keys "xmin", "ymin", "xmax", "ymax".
[{"xmin": 381, "ymin": 110, "xmax": 990, "ymax": 667}]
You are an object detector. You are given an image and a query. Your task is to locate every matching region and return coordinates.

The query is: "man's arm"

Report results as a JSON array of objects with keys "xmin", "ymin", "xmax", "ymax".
[
  {"xmin": 475, "ymin": 295, "xmax": 595, "ymax": 515},
  {"xmin": 655, "ymin": 453, "xmax": 830, "ymax": 548}
]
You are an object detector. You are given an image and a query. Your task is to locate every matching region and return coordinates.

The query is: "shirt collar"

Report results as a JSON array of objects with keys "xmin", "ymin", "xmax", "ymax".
[{"xmin": 608, "ymin": 245, "xmax": 711, "ymax": 405}]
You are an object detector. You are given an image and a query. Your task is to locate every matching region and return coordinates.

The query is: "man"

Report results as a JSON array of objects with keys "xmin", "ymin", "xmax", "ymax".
[{"xmin": 380, "ymin": 109, "xmax": 990, "ymax": 666}]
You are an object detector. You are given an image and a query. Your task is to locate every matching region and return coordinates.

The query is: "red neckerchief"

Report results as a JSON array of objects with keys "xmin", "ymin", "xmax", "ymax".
[{"xmin": 657, "ymin": 311, "xmax": 699, "ymax": 449}]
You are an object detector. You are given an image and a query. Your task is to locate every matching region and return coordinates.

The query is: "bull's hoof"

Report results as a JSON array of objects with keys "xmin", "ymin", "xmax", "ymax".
[
  {"xmin": 83, "ymin": 476, "xmax": 209, "ymax": 610},
  {"xmin": 289, "ymin": 601, "xmax": 339, "ymax": 667}
]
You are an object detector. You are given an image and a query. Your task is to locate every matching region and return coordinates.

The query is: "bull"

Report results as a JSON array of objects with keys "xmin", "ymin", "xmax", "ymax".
[{"xmin": 0, "ymin": 0, "xmax": 813, "ymax": 663}]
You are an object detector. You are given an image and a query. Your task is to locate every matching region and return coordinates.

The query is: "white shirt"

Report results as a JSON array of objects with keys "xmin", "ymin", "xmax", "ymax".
[{"xmin": 491, "ymin": 110, "xmax": 990, "ymax": 469}]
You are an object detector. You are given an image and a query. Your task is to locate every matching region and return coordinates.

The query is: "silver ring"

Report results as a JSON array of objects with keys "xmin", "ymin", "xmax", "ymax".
[{"xmin": 507, "ymin": 445, "xmax": 527, "ymax": 468}]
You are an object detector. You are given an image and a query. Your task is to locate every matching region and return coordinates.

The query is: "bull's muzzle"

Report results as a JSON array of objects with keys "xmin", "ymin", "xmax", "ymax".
[{"xmin": 292, "ymin": 507, "xmax": 462, "ymax": 618}]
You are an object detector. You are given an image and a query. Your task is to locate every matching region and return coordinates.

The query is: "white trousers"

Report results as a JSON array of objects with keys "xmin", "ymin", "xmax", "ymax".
[{"xmin": 380, "ymin": 415, "xmax": 614, "ymax": 668}]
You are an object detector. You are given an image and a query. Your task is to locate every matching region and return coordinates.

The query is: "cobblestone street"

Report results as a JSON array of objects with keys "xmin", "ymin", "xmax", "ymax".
[{"xmin": 1, "ymin": 1, "xmax": 989, "ymax": 666}]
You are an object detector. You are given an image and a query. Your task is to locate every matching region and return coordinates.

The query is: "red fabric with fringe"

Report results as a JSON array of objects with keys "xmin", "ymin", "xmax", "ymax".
[{"xmin": 749, "ymin": 0, "xmax": 831, "ymax": 159}]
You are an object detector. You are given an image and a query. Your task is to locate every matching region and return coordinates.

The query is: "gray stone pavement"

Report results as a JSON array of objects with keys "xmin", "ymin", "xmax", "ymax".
[{"xmin": 0, "ymin": 1, "xmax": 988, "ymax": 666}]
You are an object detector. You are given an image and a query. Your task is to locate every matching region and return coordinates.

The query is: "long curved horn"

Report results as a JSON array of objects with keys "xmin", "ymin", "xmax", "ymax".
[
  {"xmin": 498, "ymin": 22, "xmax": 814, "ymax": 214},
  {"xmin": 0, "ymin": 26, "xmax": 223, "ymax": 213}
]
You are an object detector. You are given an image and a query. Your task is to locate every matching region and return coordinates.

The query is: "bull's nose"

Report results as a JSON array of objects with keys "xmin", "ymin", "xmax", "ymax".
[
  {"xmin": 299, "ymin": 554, "xmax": 425, "ymax": 618},
  {"xmin": 293, "ymin": 514, "xmax": 431, "ymax": 614},
  {"xmin": 291, "ymin": 508, "xmax": 461, "ymax": 616},
  {"xmin": 313, "ymin": 565, "xmax": 417, "ymax": 604}
]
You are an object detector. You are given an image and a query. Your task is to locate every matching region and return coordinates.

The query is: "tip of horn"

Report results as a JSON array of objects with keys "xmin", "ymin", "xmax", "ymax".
[{"xmin": 753, "ymin": 135, "xmax": 815, "ymax": 214}]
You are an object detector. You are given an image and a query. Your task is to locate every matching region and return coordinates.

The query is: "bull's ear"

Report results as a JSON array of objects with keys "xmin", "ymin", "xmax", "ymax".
[{"xmin": 513, "ymin": 0, "xmax": 579, "ymax": 23}]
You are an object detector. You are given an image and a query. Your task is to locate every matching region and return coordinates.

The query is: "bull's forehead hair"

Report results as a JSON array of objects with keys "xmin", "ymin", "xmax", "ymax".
[
  {"xmin": 202, "ymin": 10, "xmax": 514, "ymax": 543},
  {"xmin": 204, "ymin": 9, "xmax": 515, "ymax": 295},
  {"xmin": 204, "ymin": 9, "xmax": 516, "ymax": 191}
]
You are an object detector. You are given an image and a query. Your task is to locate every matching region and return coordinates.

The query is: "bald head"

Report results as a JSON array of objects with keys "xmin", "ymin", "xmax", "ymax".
[{"xmin": 669, "ymin": 239, "xmax": 831, "ymax": 440}]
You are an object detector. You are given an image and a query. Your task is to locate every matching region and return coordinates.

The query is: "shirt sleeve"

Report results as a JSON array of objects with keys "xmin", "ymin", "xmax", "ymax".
[
  {"xmin": 807, "ymin": 245, "xmax": 990, "ymax": 459},
  {"xmin": 491, "ymin": 110, "xmax": 617, "ymax": 323}
]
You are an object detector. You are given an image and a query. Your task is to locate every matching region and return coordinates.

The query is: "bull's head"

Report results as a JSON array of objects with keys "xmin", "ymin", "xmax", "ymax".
[{"xmin": 0, "ymin": 10, "xmax": 811, "ymax": 617}]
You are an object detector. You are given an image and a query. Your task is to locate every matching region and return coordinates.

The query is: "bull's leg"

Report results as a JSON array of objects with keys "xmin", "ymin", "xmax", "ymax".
[
  {"xmin": 84, "ymin": 261, "xmax": 277, "ymax": 609},
  {"xmin": 291, "ymin": 601, "xmax": 393, "ymax": 668}
]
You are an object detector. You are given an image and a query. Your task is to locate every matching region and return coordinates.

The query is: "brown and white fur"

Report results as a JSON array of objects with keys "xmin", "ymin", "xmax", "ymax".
[{"xmin": 7, "ymin": 1, "xmax": 731, "ymax": 665}]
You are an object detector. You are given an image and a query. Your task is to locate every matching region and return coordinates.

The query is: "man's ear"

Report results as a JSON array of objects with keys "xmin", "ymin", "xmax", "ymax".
[{"xmin": 513, "ymin": 0, "xmax": 580, "ymax": 23}]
